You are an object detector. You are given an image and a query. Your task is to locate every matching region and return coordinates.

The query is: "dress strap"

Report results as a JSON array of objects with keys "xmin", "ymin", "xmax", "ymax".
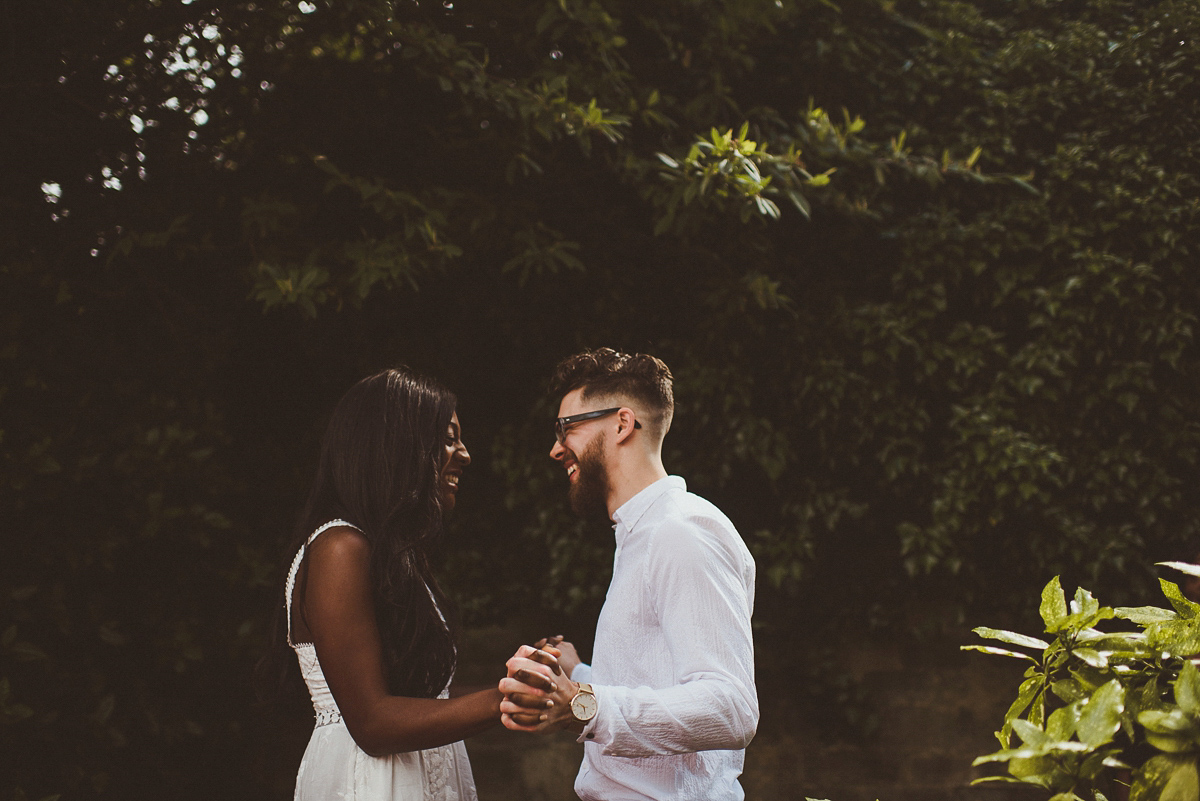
[{"xmin": 285, "ymin": 519, "xmax": 362, "ymax": 647}]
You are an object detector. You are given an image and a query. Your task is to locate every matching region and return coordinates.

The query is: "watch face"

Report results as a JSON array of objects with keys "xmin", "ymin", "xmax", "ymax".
[{"xmin": 571, "ymin": 690, "xmax": 598, "ymax": 721}]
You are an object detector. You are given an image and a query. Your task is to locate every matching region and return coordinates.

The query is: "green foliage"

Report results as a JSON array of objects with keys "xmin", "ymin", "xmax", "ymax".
[
  {"xmin": 647, "ymin": 118, "xmax": 837, "ymax": 232},
  {"xmin": 967, "ymin": 572, "xmax": 1200, "ymax": 800}
]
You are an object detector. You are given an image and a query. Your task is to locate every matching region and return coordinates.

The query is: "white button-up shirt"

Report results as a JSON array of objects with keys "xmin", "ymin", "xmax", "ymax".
[{"xmin": 571, "ymin": 476, "xmax": 758, "ymax": 801}]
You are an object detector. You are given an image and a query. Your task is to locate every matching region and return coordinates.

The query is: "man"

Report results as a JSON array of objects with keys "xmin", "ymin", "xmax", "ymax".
[{"xmin": 499, "ymin": 347, "xmax": 758, "ymax": 801}]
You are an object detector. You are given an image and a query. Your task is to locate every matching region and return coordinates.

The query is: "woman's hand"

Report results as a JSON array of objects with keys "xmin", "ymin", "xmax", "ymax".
[{"xmin": 498, "ymin": 645, "xmax": 578, "ymax": 732}]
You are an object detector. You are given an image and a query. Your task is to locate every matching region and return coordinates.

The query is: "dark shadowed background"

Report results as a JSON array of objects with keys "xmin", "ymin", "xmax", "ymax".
[{"xmin": 3, "ymin": 0, "xmax": 1199, "ymax": 798}]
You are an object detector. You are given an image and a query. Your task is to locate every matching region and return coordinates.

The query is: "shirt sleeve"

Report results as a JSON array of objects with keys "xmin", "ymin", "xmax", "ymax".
[
  {"xmin": 571, "ymin": 661, "xmax": 593, "ymax": 683},
  {"xmin": 581, "ymin": 516, "xmax": 758, "ymax": 756}
]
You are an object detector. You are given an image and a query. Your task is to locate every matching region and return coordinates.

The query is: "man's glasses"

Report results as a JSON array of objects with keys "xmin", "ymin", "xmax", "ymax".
[{"xmin": 554, "ymin": 407, "xmax": 641, "ymax": 444}]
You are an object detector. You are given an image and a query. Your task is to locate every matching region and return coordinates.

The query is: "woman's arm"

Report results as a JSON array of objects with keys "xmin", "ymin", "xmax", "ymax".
[{"xmin": 303, "ymin": 526, "xmax": 503, "ymax": 757}]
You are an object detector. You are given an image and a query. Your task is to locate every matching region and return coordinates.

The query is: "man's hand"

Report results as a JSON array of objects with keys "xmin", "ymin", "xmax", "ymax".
[{"xmin": 498, "ymin": 644, "xmax": 581, "ymax": 733}]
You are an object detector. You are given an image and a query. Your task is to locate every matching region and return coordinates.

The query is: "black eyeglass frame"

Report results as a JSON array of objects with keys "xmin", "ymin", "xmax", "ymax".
[{"xmin": 554, "ymin": 407, "xmax": 641, "ymax": 443}]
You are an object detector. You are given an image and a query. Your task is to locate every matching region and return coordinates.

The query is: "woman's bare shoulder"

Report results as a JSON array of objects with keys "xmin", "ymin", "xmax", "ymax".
[{"xmin": 307, "ymin": 524, "xmax": 370, "ymax": 567}]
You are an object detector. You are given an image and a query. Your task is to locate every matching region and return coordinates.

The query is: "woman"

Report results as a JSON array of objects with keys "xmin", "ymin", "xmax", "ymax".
[{"xmin": 275, "ymin": 367, "xmax": 502, "ymax": 800}]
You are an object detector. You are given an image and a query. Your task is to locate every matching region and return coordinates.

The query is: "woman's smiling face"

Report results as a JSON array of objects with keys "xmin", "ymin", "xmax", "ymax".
[{"xmin": 439, "ymin": 411, "xmax": 470, "ymax": 511}]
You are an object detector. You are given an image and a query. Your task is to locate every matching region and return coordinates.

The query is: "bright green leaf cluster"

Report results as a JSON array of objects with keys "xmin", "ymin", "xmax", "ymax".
[
  {"xmin": 646, "ymin": 119, "xmax": 836, "ymax": 234},
  {"xmin": 968, "ymin": 572, "xmax": 1200, "ymax": 800}
]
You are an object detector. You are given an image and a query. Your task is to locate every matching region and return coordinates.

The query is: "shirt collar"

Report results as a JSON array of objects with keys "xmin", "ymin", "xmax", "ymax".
[{"xmin": 611, "ymin": 475, "xmax": 686, "ymax": 543}]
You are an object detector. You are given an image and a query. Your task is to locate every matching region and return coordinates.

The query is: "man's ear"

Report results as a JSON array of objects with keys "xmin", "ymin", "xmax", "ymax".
[{"xmin": 614, "ymin": 407, "xmax": 638, "ymax": 444}]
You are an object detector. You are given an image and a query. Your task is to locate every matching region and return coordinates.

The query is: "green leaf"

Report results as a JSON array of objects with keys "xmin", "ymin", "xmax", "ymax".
[
  {"xmin": 1161, "ymin": 580, "xmax": 1200, "ymax": 620},
  {"xmin": 1132, "ymin": 755, "xmax": 1185, "ymax": 801},
  {"xmin": 1161, "ymin": 760, "xmax": 1199, "ymax": 801},
  {"xmin": 1075, "ymin": 628, "xmax": 1151, "ymax": 655},
  {"xmin": 1077, "ymin": 679, "xmax": 1124, "ymax": 747},
  {"xmin": 1116, "ymin": 606, "xmax": 1179, "ymax": 625},
  {"xmin": 1042, "ymin": 576, "xmax": 1069, "ymax": 631},
  {"xmin": 786, "ymin": 189, "xmax": 811, "ymax": 218},
  {"xmin": 1007, "ymin": 176, "xmax": 1040, "ymax": 195},
  {"xmin": 1047, "ymin": 701, "xmax": 1082, "ymax": 741},
  {"xmin": 1176, "ymin": 662, "xmax": 1200, "ymax": 716},
  {"xmin": 1072, "ymin": 587, "xmax": 1102, "ymax": 619},
  {"xmin": 1012, "ymin": 718, "xmax": 1049, "ymax": 747},
  {"xmin": 973, "ymin": 627, "xmax": 1051, "ymax": 650},
  {"xmin": 1102, "ymin": 755, "xmax": 1133, "ymax": 770},
  {"xmin": 1161, "ymin": 562, "xmax": 1200, "ymax": 579},
  {"xmin": 1074, "ymin": 648, "xmax": 1108, "ymax": 668},
  {"xmin": 961, "ymin": 645, "xmax": 1038, "ymax": 662},
  {"xmin": 1139, "ymin": 709, "xmax": 1195, "ymax": 735},
  {"xmin": 1011, "ymin": 751, "xmax": 1071, "ymax": 784},
  {"xmin": 1058, "ymin": 589, "xmax": 1115, "ymax": 632},
  {"xmin": 1139, "ymin": 706, "xmax": 1199, "ymax": 753},
  {"xmin": 1007, "ymin": 678, "xmax": 1044, "ymax": 723},
  {"xmin": 1052, "ymin": 678, "xmax": 1087, "ymax": 704},
  {"xmin": 1148, "ymin": 620, "xmax": 1200, "ymax": 657},
  {"xmin": 1030, "ymin": 689, "xmax": 1047, "ymax": 727},
  {"xmin": 1145, "ymin": 731, "xmax": 1195, "ymax": 754},
  {"xmin": 970, "ymin": 776, "xmax": 1028, "ymax": 786},
  {"xmin": 973, "ymin": 746, "xmax": 1050, "ymax": 765},
  {"xmin": 1132, "ymin": 678, "xmax": 1167, "ymax": 719}
]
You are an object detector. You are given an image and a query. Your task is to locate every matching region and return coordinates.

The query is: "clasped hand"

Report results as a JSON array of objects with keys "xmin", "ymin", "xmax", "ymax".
[{"xmin": 498, "ymin": 637, "xmax": 583, "ymax": 733}]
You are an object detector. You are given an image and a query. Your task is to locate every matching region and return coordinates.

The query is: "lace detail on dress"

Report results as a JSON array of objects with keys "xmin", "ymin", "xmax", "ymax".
[
  {"xmin": 419, "ymin": 687, "xmax": 458, "ymax": 800},
  {"xmin": 314, "ymin": 708, "xmax": 343, "ymax": 727},
  {"xmin": 424, "ymin": 745, "xmax": 452, "ymax": 800}
]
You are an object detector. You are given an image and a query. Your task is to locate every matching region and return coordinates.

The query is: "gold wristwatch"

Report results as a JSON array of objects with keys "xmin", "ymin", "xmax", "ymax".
[{"xmin": 569, "ymin": 682, "xmax": 598, "ymax": 724}]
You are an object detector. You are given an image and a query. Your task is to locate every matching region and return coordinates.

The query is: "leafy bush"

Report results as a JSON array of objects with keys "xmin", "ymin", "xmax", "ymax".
[{"xmin": 967, "ymin": 567, "xmax": 1200, "ymax": 800}]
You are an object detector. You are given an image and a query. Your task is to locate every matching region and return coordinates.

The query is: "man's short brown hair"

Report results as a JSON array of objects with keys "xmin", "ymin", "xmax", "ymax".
[{"xmin": 550, "ymin": 348, "xmax": 674, "ymax": 437}]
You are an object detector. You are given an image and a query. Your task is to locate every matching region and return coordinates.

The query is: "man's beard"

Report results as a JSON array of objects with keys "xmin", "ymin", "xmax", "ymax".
[{"xmin": 568, "ymin": 433, "xmax": 611, "ymax": 519}]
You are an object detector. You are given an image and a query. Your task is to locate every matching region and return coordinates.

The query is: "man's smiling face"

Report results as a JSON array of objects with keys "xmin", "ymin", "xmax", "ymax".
[{"xmin": 550, "ymin": 388, "xmax": 614, "ymax": 519}]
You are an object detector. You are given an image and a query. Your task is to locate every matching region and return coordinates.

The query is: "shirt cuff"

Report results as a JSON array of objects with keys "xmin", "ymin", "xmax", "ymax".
[{"xmin": 571, "ymin": 662, "xmax": 592, "ymax": 683}]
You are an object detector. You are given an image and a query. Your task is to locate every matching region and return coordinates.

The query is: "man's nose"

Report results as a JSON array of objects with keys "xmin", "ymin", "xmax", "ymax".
[{"xmin": 549, "ymin": 439, "xmax": 565, "ymax": 460}]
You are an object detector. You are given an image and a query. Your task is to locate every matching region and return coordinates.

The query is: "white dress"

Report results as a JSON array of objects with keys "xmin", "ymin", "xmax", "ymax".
[{"xmin": 286, "ymin": 520, "xmax": 479, "ymax": 801}]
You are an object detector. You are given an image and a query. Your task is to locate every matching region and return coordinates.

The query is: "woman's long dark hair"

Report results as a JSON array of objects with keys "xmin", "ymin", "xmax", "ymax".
[{"xmin": 266, "ymin": 367, "xmax": 460, "ymax": 700}]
